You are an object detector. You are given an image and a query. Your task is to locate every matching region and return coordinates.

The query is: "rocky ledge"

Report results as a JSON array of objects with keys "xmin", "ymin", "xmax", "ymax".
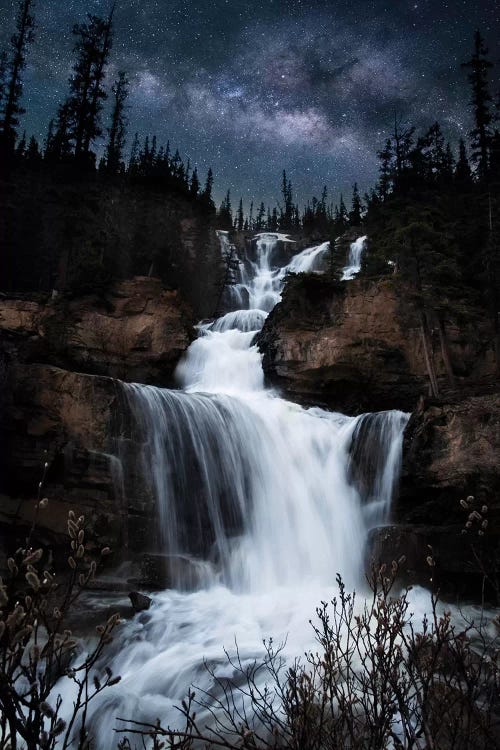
[
  {"xmin": 369, "ymin": 391, "xmax": 500, "ymax": 599},
  {"xmin": 0, "ymin": 277, "xmax": 196, "ymax": 566},
  {"xmin": 0, "ymin": 276, "xmax": 194, "ymax": 386},
  {"xmin": 257, "ymin": 274, "xmax": 496, "ymax": 414}
]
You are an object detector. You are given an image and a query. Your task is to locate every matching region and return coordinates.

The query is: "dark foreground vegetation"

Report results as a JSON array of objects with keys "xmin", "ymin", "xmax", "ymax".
[{"xmin": 1, "ymin": 477, "xmax": 499, "ymax": 749}]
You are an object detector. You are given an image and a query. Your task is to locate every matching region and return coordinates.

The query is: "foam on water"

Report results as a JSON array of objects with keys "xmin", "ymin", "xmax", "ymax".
[{"xmin": 58, "ymin": 231, "xmax": 411, "ymax": 743}]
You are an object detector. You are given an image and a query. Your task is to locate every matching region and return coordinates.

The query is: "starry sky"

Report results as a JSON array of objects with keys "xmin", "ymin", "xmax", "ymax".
[{"xmin": 1, "ymin": 0, "xmax": 499, "ymax": 208}]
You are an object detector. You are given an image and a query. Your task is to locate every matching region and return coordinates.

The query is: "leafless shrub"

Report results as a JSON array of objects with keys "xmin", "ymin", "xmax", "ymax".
[
  {"xmin": 0, "ymin": 465, "xmax": 120, "ymax": 750},
  {"xmin": 117, "ymin": 564, "xmax": 500, "ymax": 750}
]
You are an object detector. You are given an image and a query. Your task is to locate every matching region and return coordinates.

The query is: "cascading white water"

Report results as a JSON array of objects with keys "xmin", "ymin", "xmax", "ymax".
[
  {"xmin": 342, "ymin": 235, "xmax": 367, "ymax": 279},
  {"xmin": 61, "ymin": 231, "xmax": 409, "ymax": 743}
]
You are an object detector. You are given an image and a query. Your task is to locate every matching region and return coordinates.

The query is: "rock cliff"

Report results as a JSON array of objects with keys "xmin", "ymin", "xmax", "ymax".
[
  {"xmin": 370, "ymin": 391, "xmax": 500, "ymax": 598},
  {"xmin": 258, "ymin": 273, "xmax": 497, "ymax": 413},
  {"xmin": 0, "ymin": 277, "xmax": 193, "ymax": 384},
  {"xmin": 0, "ymin": 277, "xmax": 196, "ymax": 563}
]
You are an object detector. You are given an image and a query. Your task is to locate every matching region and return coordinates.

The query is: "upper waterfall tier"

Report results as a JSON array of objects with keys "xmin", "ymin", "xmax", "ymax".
[{"xmin": 120, "ymin": 231, "xmax": 408, "ymax": 592}]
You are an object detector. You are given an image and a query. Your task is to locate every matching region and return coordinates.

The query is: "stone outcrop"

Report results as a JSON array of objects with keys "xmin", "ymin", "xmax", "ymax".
[
  {"xmin": 0, "ymin": 277, "xmax": 193, "ymax": 385},
  {"xmin": 258, "ymin": 274, "xmax": 497, "ymax": 413}
]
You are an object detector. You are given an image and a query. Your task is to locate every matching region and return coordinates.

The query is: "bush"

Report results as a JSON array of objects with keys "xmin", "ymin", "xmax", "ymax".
[
  {"xmin": 117, "ymin": 566, "xmax": 500, "ymax": 750},
  {"xmin": 0, "ymin": 468, "xmax": 120, "ymax": 750}
]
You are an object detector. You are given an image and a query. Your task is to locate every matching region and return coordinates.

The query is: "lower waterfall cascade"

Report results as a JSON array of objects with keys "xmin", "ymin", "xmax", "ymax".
[{"xmin": 59, "ymin": 232, "xmax": 413, "ymax": 740}]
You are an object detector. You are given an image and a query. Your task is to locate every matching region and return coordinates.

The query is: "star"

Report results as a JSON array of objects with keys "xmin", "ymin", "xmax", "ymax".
[{"xmin": 0, "ymin": 0, "xmax": 498, "ymax": 209}]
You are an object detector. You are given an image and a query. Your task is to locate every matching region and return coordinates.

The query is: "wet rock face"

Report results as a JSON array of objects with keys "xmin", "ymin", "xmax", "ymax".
[
  {"xmin": 0, "ymin": 277, "xmax": 194, "ymax": 386},
  {"xmin": 0, "ymin": 364, "xmax": 135, "ymax": 559},
  {"xmin": 258, "ymin": 275, "xmax": 497, "ymax": 414},
  {"xmin": 367, "ymin": 392, "xmax": 500, "ymax": 600},
  {"xmin": 399, "ymin": 392, "xmax": 500, "ymax": 525},
  {"xmin": 0, "ymin": 277, "xmax": 197, "ymax": 561}
]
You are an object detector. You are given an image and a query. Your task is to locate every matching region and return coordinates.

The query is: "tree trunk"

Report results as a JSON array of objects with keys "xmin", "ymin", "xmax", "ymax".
[
  {"xmin": 420, "ymin": 314, "xmax": 439, "ymax": 398},
  {"xmin": 437, "ymin": 318, "xmax": 456, "ymax": 388}
]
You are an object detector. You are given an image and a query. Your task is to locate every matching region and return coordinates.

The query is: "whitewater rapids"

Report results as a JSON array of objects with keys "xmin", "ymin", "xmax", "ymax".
[{"xmin": 58, "ymin": 232, "xmax": 410, "ymax": 743}]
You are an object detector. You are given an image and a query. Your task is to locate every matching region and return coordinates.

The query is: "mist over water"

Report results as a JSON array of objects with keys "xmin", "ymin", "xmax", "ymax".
[{"xmin": 65, "ymin": 232, "xmax": 410, "ymax": 741}]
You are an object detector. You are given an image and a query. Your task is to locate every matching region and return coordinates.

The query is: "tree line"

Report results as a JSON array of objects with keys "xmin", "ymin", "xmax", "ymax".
[
  {"xmin": 359, "ymin": 30, "xmax": 500, "ymax": 395},
  {"xmin": 1, "ymin": 1, "xmax": 498, "ymax": 333},
  {"xmin": 0, "ymin": 0, "xmax": 216, "ymax": 212}
]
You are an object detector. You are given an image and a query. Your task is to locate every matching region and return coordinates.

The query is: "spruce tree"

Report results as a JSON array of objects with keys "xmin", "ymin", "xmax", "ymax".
[
  {"xmin": 237, "ymin": 198, "xmax": 244, "ymax": 231},
  {"xmin": 349, "ymin": 182, "xmax": 362, "ymax": 225},
  {"xmin": 377, "ymin": 139, "xmax": 393, "ymax": 199},
  {"xmin": 15, "ymin": 129, "xmax": 26, "ymax": 157},
  {"xmin": 106, "ymin": 71, "xmax": 129, "ymax": 174},
  {"xmin": 0, "ymin": 0, "xmax": 35, "ymax": 150},
  {"xmin": 62, "ymin": 9, "xmax": 114, "ymax": 159},
  {"xmin": 423, "ymin": 122, "xmax": 447, "ymax": 180},
  {"xmin": 218, "ymin": 190, "xmax": 233, "ymax": 229},
  {"xmin": 128, "ymin": 131, "xmax": 140, "ymax": 173},
  {"xmin": 462, "ymin": 31, "xmax": 494, "ymax": 180},
  {"xmin": 190, "ymin": 167, "xmax": 200, "ymax": 198},
  {"xmin": 0, "ymin": 51, "xmax": 8, "ymax": 107},
  {"xmin": 454, "ymin": 138, "xmax": 472, "ymax": 185},
  {"xmin": 280, "ymin": 170, "xmax": 294, "ymax": 229},
  {"xmin": 335, "ymin": 194, "xmax": 348, "ymax": 234},
  {"xmin": 256, "ymin": 202, "xmax": 265, "ymax": 230},
  {"xmin": 48, "ymin": 102, "xmax": 72, "ymax": 160},
  {"xmin": 26, "ymin": 134, "xmax": 40, "ymax": 161},
  {"xmin": 201, "ymin": 167, "xmax": 215, "ymax": 211}
]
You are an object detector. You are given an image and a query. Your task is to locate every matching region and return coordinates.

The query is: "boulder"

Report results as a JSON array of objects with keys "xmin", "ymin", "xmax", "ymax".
[{"xmin": 129, "ymin": 591, "xmax": 152, "ymax": 612}]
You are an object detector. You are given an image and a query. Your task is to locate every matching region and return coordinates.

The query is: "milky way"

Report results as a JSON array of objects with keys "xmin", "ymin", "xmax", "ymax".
[{"xmin": 0, "ymin": 0, "xmax": 498, "ymax": 207}]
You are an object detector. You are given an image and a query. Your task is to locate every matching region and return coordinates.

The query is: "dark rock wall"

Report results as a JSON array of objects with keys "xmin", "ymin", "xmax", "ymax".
[
  {"xmin": 258, "ymin": 274, "xmax": 497, "ymax": 414},
  {"xmin": 1, "ymin": 167, "xmax": 221, "ymax": 319}
]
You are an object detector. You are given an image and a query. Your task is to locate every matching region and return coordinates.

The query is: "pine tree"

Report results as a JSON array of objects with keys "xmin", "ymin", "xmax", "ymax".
[
  {"xmin": 106, "ymin": 70, "xmax": 129, "ymax": 174},
  {"xmin": 462, "ymin": 31, "xmax": 494, "ymax": 180},
  {"xmin": 256, "ymin": 202, "xmax": 265, "ymax": 230},
  {"xmin": 454, "ymin": 138, "xmax": 472, "ymax": 185},
  {"xmin": 349, "ymin": 182, "xmax": 363, "ymax": 225},
  {"xmin": 237, "ymin": 198, "xmax": 244, "ymax": 231},
  {"xmin": 128, "ymin": 131, "xmax": 140, "ymax": 171},
  {"xmin": 62, "ymin": 8, "xmax": 114, "ymax": 159},
  {"xmin": 0, "ymin": 0, "xmax": 35, "ymax": 150},
  {"xmin": 377, "ymin": 139, "xmax": 393, "ymax": 199},
  {"xmin": 200, "ymin": 167, "xmax": 215, "ymax": 211},
  {"xmin": 26, "ymin": 134, "xmax": 40, "ymax": 161},
  {"xmin": 190, "ymin": 166, "xmax": 200, "ymax": 198}
]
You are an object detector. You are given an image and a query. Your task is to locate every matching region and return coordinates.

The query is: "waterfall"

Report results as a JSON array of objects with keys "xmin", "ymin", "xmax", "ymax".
[
  {"xmin": 342, "ymin": 235, "xmax": 367, "ymax": 279},
  {"xmin": 62, "ymin": 231, "xmax": 409, "ymax": 742}
]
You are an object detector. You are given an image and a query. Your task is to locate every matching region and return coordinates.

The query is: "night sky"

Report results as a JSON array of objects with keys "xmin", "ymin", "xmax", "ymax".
[{"xmin": 1, "ymin": 0, "xmax": 499, "ymax": 208}]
